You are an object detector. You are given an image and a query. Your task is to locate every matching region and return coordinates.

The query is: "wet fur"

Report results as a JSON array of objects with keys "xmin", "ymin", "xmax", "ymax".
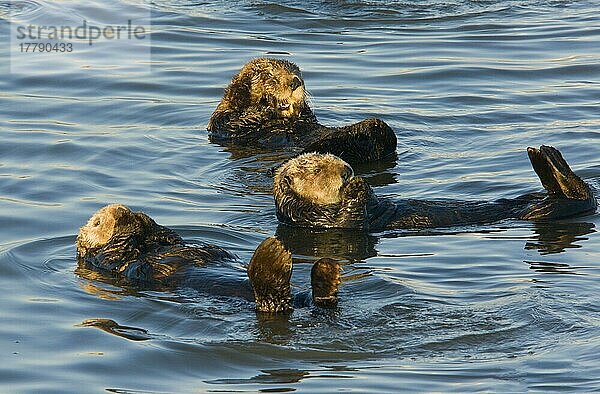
[
  {"xmin": 77, "ymin": 205, "xmax": 343, "ymax": 311},
  {"xmin": 208, "ymin": 58, "xmax": 313, "ymax": 139},
  {"xmin": 208, "ymin": 58, "xmax": 397, "ymax": 164},
  {"xmin": 247, "ymin": 237, "xmax": 293, "ymax": 313},
  {"xmin": 274, "ymin": 147, "xmax": 597, "ymax": 230},
  {"xmin": 311, "ymin": 258, "xmax": 341, "ymax": 308},
  {"xmin": 274, "ymin": 153, "xmax": 377, "ymax": 229},
  {"xmin": 76, "ymin": 204, "xmax": 234, "ymax": 283}
]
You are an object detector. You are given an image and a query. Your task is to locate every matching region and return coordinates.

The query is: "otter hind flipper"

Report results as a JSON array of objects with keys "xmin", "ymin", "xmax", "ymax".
[
  {"xmin": 302, "ymin": 118, "xmax": 397, "ymax": 165},
  {"xmin": 247, "ymin": 237, "xmax": 293, "ymax": 313},
  {"xmin": 528, "ymin": 145, "xmax": 592, "ymax": 200},
  {"xmin": 311, "ymin": 258, "xmax": 341, "ymax": 308},
  {"xmin": 523, "ymin": 146, "xmax": 597, "ymax": 220}
]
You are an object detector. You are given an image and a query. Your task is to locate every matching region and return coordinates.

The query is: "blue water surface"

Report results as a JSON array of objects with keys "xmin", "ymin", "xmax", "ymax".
[{"xmin": 1, "ymin": 0, "xmax": 599, "ymax": 392}]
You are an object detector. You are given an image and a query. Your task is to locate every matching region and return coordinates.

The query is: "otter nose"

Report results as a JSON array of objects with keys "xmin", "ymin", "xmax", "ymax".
[{"xmin": 290, "ymin": 75, "xmax": 302, "ymax": 91}]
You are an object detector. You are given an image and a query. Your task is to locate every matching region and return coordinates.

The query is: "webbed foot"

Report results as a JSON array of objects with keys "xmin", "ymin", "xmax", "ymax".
[
  {"xmin": 522, "ymin": 146, "xmax": 596, "ymax": 219},
  {"xmin": 311, "ymin": 258, "xmax": 341, "ymax": 308},
  {"xmin": 527, "ymin": 145, "xmax": 591, "ymax": 200},
  {"xmin": 302, "ymin": 118, "xmax": 397, "ymax": 164},
  {"xmin": 248, "ymin": 237, "xmax": 293, "ymax": 313}
]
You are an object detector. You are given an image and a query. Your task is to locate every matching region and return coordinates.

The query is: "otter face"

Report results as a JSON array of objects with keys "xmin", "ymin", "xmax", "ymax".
[
  {"xmin": 242, "ymin": 58, "xmax": 307, "ymax": 119},
  {"xmin": 275, "ymin": 153, "xmax": 353, "ymax": 205},
  {"xmin": 76, "ymin": 204, "xmax": 134, "ymax": 254}
]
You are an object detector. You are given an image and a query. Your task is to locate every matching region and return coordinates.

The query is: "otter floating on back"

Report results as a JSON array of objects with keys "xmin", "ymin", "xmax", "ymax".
[
  {"xmin": 76, "ymin": 204, "xmax": 341, "ymax": 312},
  {"xmin": 273, "ymin": 146, "xmax": 597, "ymax": 230},
  {"xmin": 207, "ymin": 58, "xmax": 397, "ymax": 165}
]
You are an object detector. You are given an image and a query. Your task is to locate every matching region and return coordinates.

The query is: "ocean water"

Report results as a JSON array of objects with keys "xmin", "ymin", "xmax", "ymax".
[{"xmin": 1, "ymin": 0, "xmax": 600, "ymax": 392}]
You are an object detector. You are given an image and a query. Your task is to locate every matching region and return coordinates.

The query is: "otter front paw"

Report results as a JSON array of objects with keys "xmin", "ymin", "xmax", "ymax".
[
  {"xmin": 342, "ymin": 177, "xmax": 370, "ymax": 201},
  {"xmin": 336, "ymin": 177, "xmax": 372, "ymax": 229}
]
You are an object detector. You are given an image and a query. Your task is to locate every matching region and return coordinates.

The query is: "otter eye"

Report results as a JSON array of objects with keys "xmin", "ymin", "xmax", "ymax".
[
  {"xmin": 290, "ymin": 75, "xmax": 302, "ymax": 91},
  {"xmin": 93, "ymin": 219, "xmax": 100, "ymax": 227},
  {"xmin": 283, "ymin": 175, "xmax": 293, "ymax": 186}
]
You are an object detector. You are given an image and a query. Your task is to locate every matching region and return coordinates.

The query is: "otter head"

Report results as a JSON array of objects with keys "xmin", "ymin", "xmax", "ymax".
[
  {"xmin": 274, "ymin": 152, "xmax": 353, "ymax": 206},
  {"xmin": 76, "ymin": 204, "xmax": 147, "ymax": 257},
  {"xmin": 222, "ymin": 58, "xmax": 308, "ymax": 119},
  {"xmin": 274, "ymin": 153, "xmax": 375, "ymax": 229}
]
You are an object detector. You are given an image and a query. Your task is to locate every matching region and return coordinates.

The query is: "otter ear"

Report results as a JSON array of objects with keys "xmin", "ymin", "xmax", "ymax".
[
  {"xmin": 111, "ymin": 206, "xmax": 125, "ymax": 221},
  {"xmin": 134, "ymin": 212, "xmax": 157, "ymax": 229},
  {"xmin": 112, "ymin": 206, "xmax": 136, "ymax": 228}
]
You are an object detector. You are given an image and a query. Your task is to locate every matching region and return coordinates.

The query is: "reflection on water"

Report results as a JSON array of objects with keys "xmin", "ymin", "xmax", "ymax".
[
  {"xmin": 206, "ymin": 366, "xmax": 360, "ymax": 393},
  {"xmin": 75, "ymin": 264, "xmax": 144, "ymax": 298},
  {"xmin": 525, "ymin": 220, "xmax": 596, "ymax": 255},
  {"xmin": 254, "ymin": 311, "xmax": 295, "ymax": 345},
  {"xmin": 276, "ymin": 224, "xmax": 379, "ymax": 262},
  {"xmin": 217, "ymin": 142, "xmax": 399, "ymax": 199},
  {"xmin": 214, "ymin": 139, "xmax": 303, "ymax": 162},
  {"xmin": 77, "ymin": 318, "xmax": 152, "ymax": 341},
  {"xmin": 208, "ymin": 368, "xmax": 310, "ymax": 385},
  {"xmin": 525, "ymin": 260, "xmax": 582, "ymax": 275},
  {"xmin": 523, "ymin": 220, "xmax": 596, "ymax": 275}
]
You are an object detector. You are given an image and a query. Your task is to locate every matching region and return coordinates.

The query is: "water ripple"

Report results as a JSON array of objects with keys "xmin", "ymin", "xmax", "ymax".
[
  {"xmin": 0, "ymin": 0, "xmax": 41, "ymax": 19},
  {"xmin": 1, "ymin": 0, "xmax": 600, "ymax": 391}
]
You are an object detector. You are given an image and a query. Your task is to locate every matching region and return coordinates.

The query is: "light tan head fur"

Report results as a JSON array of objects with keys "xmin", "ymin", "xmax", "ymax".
[
  {"xmin": 219, "ymin": 58, "xmax": 307, "ymax": 119},
  {"xmin": 275, "ymin": 153, "xmax": 354, "ymax": 205},
  {"xmin": 76, "ymin": 204, "xmax": 132, "ymax": 253}
]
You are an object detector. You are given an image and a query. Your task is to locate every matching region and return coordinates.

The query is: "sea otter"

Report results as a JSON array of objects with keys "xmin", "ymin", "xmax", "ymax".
[
  {"xmin": 76, "ymin": 204, "xmax": 341, "ymax": 312},
  {"xmin": 207, "ymin": 58, "xmax": 397, "ymax": 165},
  {"xmin": 273, "ymin": 146, "xmax": 597, "ymax": 230}
]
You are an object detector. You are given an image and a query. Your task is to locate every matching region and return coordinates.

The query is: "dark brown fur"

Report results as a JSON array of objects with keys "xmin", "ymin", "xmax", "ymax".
[
  {"xmin": 208, "ymin": 58, "xmax": 397, "ymax": 165},
  {"xmin": 77, "ymin": 204, "xmax": 237, "ymax": 283},
  {"xmin": 77, "ymin": 205, "xmax": 342, "ymax": 311},
  {"xmin": 274, "ymin": 147, "xmax": 597, "ymax": 230},
  {"xmin": 311, "ymin": 258, "xmax": 342, "ymax": 308}
]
